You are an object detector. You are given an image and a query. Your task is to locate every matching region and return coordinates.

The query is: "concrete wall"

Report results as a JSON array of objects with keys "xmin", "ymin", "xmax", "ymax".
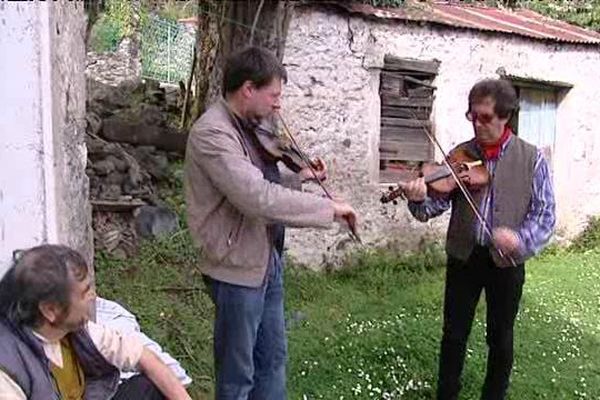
[
  {"xmin": 0, "ymin": 2, "xmax": 91, "ymax": 275},
  {"xmin": 51, "ymin": 2, "xmax": 93, "ymax": 267},
  {"xmin": 281, "ymin": 6, "xmax": 600, "ymax": 268}
]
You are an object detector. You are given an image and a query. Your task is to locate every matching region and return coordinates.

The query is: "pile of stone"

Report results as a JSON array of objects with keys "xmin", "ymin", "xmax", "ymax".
[
  {"xmin": 85, "ymin": 77, "xmax": 184, "ymax": 258},
  {"xmin": 86, "ymin": 38, "xmax": 140, "ymax": 88}
]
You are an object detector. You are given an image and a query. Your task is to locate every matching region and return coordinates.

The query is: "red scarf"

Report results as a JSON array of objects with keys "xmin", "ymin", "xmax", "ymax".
[{"xmin": 477, "ymin": 126, "xmax": 512, "ymax": 161}]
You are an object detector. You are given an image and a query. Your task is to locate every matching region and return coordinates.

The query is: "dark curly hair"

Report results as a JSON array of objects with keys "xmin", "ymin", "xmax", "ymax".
[
  {"xmin": 222, "ymin": 46, "xmax": 287, "ymax": 95},
  {"xmin": 0, "ymin": 245, "xmax": 88, "ymax": 327},
  {"xmin": 468, "ymin": 79, "xmax": 518, "ymax": 119}
]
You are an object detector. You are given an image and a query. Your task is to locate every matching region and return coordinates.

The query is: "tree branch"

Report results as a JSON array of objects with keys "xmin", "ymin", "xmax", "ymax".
[{"xmin": 250, "ymin": 0, "xmax": 266, "ymax": 45}]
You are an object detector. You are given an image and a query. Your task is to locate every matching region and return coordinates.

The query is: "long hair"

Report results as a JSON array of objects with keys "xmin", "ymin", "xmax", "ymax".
[{"xmin": 0, "ymin": 245, "xmax": 88, "ymax": 327}]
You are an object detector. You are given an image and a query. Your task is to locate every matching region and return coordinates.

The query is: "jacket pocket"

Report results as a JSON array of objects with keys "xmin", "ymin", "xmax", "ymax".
[
  {"xmin": 199, "ymin": 200, "xmax": 243, "ymax": 263},
  {"xmin": 227, "ymin": 215, "xmax": 244, "ymax": 247}
]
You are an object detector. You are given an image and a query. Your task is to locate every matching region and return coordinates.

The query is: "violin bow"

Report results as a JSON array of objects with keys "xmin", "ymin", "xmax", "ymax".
[
  {"xmin": 275, "ymin": 111, "xmax": 362, "ymax": 244},
  {"xmin": 410, "ymin": 109, "xmax": 516, "ymax": 267}
]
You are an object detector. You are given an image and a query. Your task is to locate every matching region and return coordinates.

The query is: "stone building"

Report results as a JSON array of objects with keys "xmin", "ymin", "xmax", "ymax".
[{"xmin": 281, "ymin": 1, "xmax": 600, "ymax": 267}]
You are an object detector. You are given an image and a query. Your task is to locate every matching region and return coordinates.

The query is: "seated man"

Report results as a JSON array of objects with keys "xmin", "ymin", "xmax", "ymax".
[{"xmin": 0, "ymin": 244, "xmax": 192, "ymax": 400}]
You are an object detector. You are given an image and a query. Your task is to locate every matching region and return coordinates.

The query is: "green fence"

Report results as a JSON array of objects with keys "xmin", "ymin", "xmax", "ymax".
[{"xmin": 141, "ymin": 16, "xmax": 195, "ymax": 84}]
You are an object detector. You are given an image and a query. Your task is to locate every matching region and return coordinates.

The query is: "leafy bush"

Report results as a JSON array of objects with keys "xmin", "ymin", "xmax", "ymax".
[
  {"xmin": 569, "ymin": 216, "xmax": 600, "ymax": 251},
  {"xmin": 88, "ymin": 0, "xmax": 142, "ymax": 53},
  {"xmin": 519, "ymin": 0, "xmax": 600, "ymax": 31},
  {"xmin": 89, "ymin": 14, "xmax": 124, "ymax": 52},
  {"xmin": 156, "ymin": 0, "xmax": 197, "ymax": 22}
]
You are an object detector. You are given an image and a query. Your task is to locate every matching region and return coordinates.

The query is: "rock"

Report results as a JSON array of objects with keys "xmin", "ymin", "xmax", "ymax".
[
  {"xmin": 86, "ymin": 112, "xmax": 103, "ymax": 136},
  {"xmin": 86, "ymin": 79, "xmax": 129, "ymax": 110},
  {"xmin": 144, "ymin": 79, "xmax": 165, "ymax": 105},
  {"xmin": 105, "ymin": 154, "xmax": 128, "ymax": 173},
  {"xmin": 101, "ymin": 116, "xmax": 188, "ymax": 154},
  {"xmin": 88, "ymin": 176, "xmax": 101, "ymax": 198},
  {"xmin": 134, "ymin": 205, "xmax": 180, "ymax": 239},
  {"xmin": 145, "ymin": 79, "xmax": 161, "ymax": 91},
  {"xmin": 93, "ymin": 159, "xmax": 116, "ymax": 176},
  {"xmin": 101, "ymin": 184, "xmax": 122, "ymax": 200},
  {"xmin": 105, "ymin": 171, "xmax": 125, "ymax": 185},
  {"xmin": 118, "ymin": 78, "xmax": 145, "ymax": 96},
  {"xmin": 132, "ymin": 147, "xmax": 170, "ymax": 181},
  {"xmin": 139, "ymin": 103, "xmax": 167, "ymax": 126},
  {"xmin": 146, "ymin": 154, "xmax": 170, "ymax": 181},
  {"xmin": 85, "ymin": 134, "xmax": 106, "ymax": 155},
  {"xmin": 123, "ymin": 161, "xmax": 145, "ymax": 192}
]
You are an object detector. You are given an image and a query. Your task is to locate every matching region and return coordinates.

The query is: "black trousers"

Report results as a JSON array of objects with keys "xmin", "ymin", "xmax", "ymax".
[
  {"xmin": 112, "ymin": 374, "xmax": 166, "ymax": 400},
  {"xmin": 437, "ymin": 246, "xmax": 525, "ymax": 400}
]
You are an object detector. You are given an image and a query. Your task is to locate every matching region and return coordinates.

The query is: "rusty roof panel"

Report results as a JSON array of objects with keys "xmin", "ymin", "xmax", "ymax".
[{"xmin": 339, "ymin": 2, "xmax": 600, "ymax": 45}]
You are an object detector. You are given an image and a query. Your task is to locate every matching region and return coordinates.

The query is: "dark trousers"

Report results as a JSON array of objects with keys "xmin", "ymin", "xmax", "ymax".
[
  {"xmin": 437, "ymin": 246, "xmax": 525, "ymax": 400},
  {"xmin": 203, "ymin": 252, "xmax": 287, "ymax": 400},
  {"xmin": 112, "ymin": 374, "xmax": 165, "ymax": 400}
]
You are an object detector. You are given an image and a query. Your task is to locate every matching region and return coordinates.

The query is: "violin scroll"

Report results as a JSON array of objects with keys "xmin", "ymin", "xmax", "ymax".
[{"xmin": 380, "ymin": 184, "xmax": 406, "ymax": 204}]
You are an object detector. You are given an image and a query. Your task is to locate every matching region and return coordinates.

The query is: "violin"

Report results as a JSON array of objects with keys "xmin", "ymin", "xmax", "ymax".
[
  {"xmin": 380, "ymin": 147, "xmax": 489, "ymax": 204},
  {"xmin": 253, "ymin": 124, "xmax": 325, "ymax": 178}
]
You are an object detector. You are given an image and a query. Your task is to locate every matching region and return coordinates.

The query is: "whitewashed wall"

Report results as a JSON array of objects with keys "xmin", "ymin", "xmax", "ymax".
[{"xmin": 0, "ymin": 2, "xmax": 91, "ymax": 275}]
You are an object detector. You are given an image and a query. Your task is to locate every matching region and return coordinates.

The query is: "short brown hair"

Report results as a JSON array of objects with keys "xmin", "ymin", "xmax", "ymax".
[
  {"xmin": 222, "ymin": 46, "xmax": 287, "ymax": 95},
  {"xmin": 0, "ymin": 245, "xmax": 88, "ymax": 327},
  {"xmin": 468, "ymin": 79, "xmax": 518, "ymax": 119}
]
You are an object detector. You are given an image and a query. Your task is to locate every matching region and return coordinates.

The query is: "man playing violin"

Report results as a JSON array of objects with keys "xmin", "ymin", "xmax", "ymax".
[
  {"xmin": 401, "ymin": 79, "xmax": 555, "ymax": 400},
  {"xmin": 184, "ymin": 46, "xmax": 357, "ymax": 399}
]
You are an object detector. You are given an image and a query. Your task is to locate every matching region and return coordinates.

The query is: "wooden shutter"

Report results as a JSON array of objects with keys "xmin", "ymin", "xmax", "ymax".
[{"xmin": 379, "ymin": 55, "xmax": 439, "ymax": 182}]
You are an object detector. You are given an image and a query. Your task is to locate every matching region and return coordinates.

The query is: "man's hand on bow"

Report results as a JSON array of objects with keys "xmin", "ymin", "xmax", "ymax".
[{"xmin": 492, "ymin": 227, "xmax": 521, "ymax": 256}]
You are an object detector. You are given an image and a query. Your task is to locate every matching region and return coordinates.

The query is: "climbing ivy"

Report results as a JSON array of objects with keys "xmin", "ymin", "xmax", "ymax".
[
  {"xmin": 518, "ymin": 0, "xmax": 600, "ymax": 31},
  {"xmin": 361, "ymin": 0, "xmax": 600, "ymax": 31}
]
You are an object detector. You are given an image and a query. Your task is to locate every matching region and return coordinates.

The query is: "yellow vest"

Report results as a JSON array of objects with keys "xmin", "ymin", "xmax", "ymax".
[{"xmin": 50, "ymin": 337, "xmax": 85, "ymax": 400}]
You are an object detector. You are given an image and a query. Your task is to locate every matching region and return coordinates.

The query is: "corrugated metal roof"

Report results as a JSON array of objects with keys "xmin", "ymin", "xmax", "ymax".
[{"xmin": 333, "ymin": 1, "xmax": 600, "ymax": 45}]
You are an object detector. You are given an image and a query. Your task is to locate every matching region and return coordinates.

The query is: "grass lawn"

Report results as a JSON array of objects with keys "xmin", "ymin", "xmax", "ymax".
[{"xmin": 96, "ymin": 233, "xmax": 600, "ymax": 399}]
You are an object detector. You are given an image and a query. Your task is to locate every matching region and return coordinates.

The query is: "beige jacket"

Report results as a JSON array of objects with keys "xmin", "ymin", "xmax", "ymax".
[{"xmin": 184, "ymin": 100, "xmax": 335, "ymax": 287}]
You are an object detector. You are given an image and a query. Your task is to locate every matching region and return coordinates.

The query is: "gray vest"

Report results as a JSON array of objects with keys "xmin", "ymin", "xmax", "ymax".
[
  {"xmin": 445, "ymin": 135, "xmax": 537, "ymax": 266},
  {"xmin": 0, "ymin": 318, "xmax": 120, "ymax": 400}
]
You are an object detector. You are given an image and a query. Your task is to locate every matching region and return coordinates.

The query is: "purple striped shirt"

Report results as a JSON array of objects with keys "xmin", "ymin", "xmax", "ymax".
[{"xmin": 408, "ymin": 136, "xmax": 556, "ymax": 261}]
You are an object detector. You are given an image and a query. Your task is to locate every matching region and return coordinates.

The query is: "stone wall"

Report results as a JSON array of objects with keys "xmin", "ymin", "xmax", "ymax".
[
  {"xmin": 282, "ymin": 5, "xmax": 600, "ymax": 268},
  {"xmin": 86, "ymin": 38, "xmax": 141, "ymax": 87},
  {"xmin": 85, "ymin": 78, "xmax": 183, "ymax": 258}
]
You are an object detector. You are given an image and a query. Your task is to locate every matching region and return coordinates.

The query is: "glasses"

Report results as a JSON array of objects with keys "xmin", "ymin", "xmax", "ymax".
[{"xmin": 465, "ymin": 111, "xmax": 495, "ymax": 124}]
